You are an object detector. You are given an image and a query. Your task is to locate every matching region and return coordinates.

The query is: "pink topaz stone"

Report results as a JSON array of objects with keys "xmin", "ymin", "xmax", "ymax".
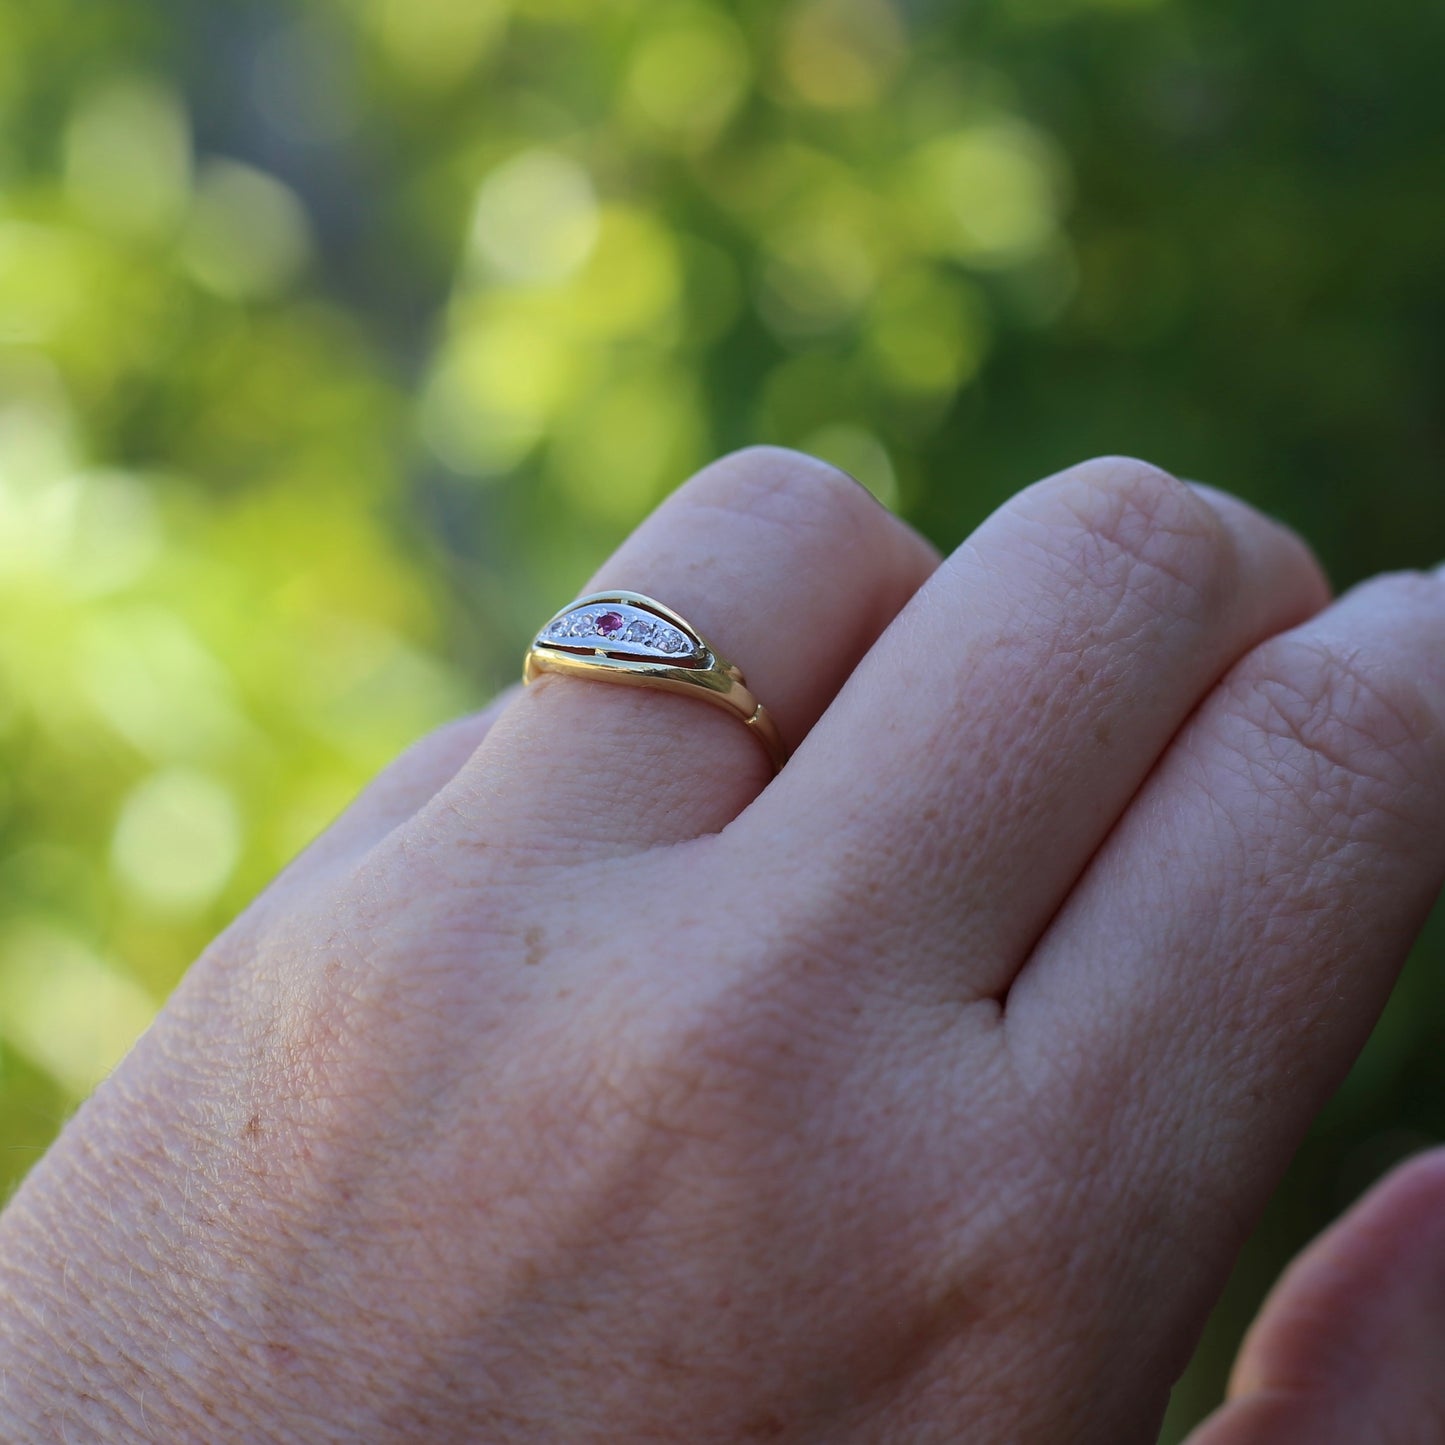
[{"xmin": 596, "ymin": 611, "xmax": 625, "ymax": 636}]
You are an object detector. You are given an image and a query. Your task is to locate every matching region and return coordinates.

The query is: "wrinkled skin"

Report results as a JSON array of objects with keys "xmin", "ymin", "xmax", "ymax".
[{"xmin": 2, "ymin": 450, "xmax": 1443, "ymax": 1443}]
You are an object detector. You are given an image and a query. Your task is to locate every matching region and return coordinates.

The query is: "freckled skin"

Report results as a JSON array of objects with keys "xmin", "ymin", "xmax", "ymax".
[{"xmin": 1, "ymin": 450, "xmax": 1443, "ymax": 1444}]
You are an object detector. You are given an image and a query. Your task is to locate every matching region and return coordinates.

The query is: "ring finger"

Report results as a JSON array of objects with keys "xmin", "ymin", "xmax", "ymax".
[{"xmin": 440, "ymin": 447, "xmax": 940, "ymax": 860}]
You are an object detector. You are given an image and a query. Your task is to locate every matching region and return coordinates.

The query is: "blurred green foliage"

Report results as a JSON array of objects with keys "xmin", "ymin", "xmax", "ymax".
[{"xmin": 1, "ymin": 0, "xmax": 1442, "ymax": 1435}]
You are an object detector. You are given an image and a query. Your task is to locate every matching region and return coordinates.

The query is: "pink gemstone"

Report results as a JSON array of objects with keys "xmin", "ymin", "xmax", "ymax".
[{"xmin": 596, "ymin": 611, "xmax": 625, "ymax": 636}]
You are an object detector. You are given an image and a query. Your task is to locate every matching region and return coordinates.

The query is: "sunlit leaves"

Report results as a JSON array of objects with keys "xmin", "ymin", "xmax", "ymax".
[
  {"xmin": 0, "ymin": 19, "xmax": 470, "ymax": 1133},
  {"xmin": 181, "ymin": 161, "xmax": 313, "ymax": 300},
  {"xmin": 110, "ymin": 768, "xmax": 242, "ymax": 914},
  {"xmin": 468, "ymin": 149, "xmax": 600, "ymax": 285},
  {"xmin": 364, "ymin": 0, "xmax": 509, "ymax": 88},
  {"xmin": 622, "ymin": 5, "xmax": 751, "ymax": 152},
  {"xmin": 905, "ymin": 123, "xmax": 1069, "ymax": 269},
  {"xmin": 778, "ymin": 0, "xmax": 906, "ymax": 111},
  {"xmin": 63, "ymin": 77, "xmax": 190, "ymax": 240},
  {"xmin": 0, "ymin": 923, "xmax": 156, "ymax": 1098}
]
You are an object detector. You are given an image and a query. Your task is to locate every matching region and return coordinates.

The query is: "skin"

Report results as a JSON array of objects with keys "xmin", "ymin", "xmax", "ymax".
[
  {"xmin": 1188, "ymin": 1147, "xmax": 1445, "ymax": 1445},
  {"xmin": 0, "ymin": 447, "xmax": 1442, "ymax": 1442}
]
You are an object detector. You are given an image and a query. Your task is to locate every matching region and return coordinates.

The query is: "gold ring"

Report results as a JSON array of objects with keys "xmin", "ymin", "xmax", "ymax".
[{"xmin": 523, "ymin": 591, "xmax": 788, "ymax": 774}]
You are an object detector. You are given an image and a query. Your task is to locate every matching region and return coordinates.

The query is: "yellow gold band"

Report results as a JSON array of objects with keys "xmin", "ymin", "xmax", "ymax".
[{"xmin": 523, "ymin": 590, "xmax": 788, "ymax": 774}]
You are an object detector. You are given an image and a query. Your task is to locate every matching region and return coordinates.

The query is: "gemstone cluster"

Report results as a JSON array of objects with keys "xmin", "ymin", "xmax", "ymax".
[{"xmin": 540, "ymin": 604, "xmax": 696, "ymax": 659}]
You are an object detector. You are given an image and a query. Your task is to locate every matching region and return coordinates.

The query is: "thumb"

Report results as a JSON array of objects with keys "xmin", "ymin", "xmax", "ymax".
[{"xmin": 1186, "ymin": 1148, "xmax": 1445, "ymax": 1445}]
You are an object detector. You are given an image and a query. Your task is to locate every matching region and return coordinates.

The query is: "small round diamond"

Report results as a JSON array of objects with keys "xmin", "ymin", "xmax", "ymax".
[
  {"xmin": 596, "ymin": 611, "xmax": 625, "ymax": 637},
  {"xmin": 624, "ymin": 619, "xmax": 656, "ymax": 644}
]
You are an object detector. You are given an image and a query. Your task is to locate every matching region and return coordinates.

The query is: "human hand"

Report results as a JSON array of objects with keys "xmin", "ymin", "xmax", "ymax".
[{"xmin": 2, "ymin": 448, "xmax": 1442, "ymax": 1443}]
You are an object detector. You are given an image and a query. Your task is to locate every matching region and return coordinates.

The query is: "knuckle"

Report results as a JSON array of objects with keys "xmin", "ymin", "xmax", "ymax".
[
  {"xmin": 616, "ymin": 983, "xmax": 803, "ymax": 1136},
  {"xmin": 1227, "ymin": 633, "xmax": 1445, "ymax": 835},
  {"xmin": 565, "ymin": 993, "xmax": 818, "ymax": 1232},
  {"xmin": 585, "ymin": 936, "xmax": 860, "ymax": 1169},
  {"xmin": 690, "ymin": 445, "xmax": 881, "ymax": 550},
  {"xmin": 1030, "ymin": 455, "xmax": 1236, "ymax": 623}
]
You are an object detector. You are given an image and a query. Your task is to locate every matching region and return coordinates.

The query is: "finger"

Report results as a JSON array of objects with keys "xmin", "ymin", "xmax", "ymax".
[
  {"xmin": 737, "ymin": 457, "xmax": 1329, "ymax": 1000},
  {"xmin": 1010, "ymin": 572, "xmax": 1445, "ymax": 1336},
  {"xmin": 440, "ymin": 448, "xmax": 939, "ymax": 858},
  {"xmin": 1186, "ymin": 1150, "xmax": 1445, "ymax": 1445},
  {"xmin": 276, "ymin": 688, "xmax": 521, "ymax": 886}
]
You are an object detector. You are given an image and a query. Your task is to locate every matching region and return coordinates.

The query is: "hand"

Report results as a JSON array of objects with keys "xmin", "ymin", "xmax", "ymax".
[{"xmin": 2, "ymin": 449, "xmax": 1442, "ymax": 1443}]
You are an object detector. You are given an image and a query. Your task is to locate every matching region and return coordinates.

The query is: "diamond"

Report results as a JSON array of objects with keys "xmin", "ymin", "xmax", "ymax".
[{"xmin": 539, "ymin": 602, "xmax": 700, "ymax": 662}]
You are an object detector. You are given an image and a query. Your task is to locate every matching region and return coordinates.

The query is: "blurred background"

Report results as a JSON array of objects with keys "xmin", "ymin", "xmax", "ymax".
[{"xmin": 1, "ymin": 0, "xmax": 1442, "ymax": 1434}]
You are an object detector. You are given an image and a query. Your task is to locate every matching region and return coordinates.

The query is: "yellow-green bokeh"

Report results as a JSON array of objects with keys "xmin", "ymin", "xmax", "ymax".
[{"xmin": 2, "ymin": 0, "xmax": 1443, "ymax": 1437}]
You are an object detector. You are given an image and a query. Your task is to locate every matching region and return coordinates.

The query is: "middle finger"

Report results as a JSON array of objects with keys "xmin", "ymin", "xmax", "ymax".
[{"xmin": 738, "ymin": 457, "xmax": 1328, "ymax": 1002}]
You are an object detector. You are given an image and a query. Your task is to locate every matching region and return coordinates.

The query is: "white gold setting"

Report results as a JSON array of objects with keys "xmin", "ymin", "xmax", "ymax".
[{"xmin": 536, "ymin": 601, "xmax": 702, "ymax": 664}]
